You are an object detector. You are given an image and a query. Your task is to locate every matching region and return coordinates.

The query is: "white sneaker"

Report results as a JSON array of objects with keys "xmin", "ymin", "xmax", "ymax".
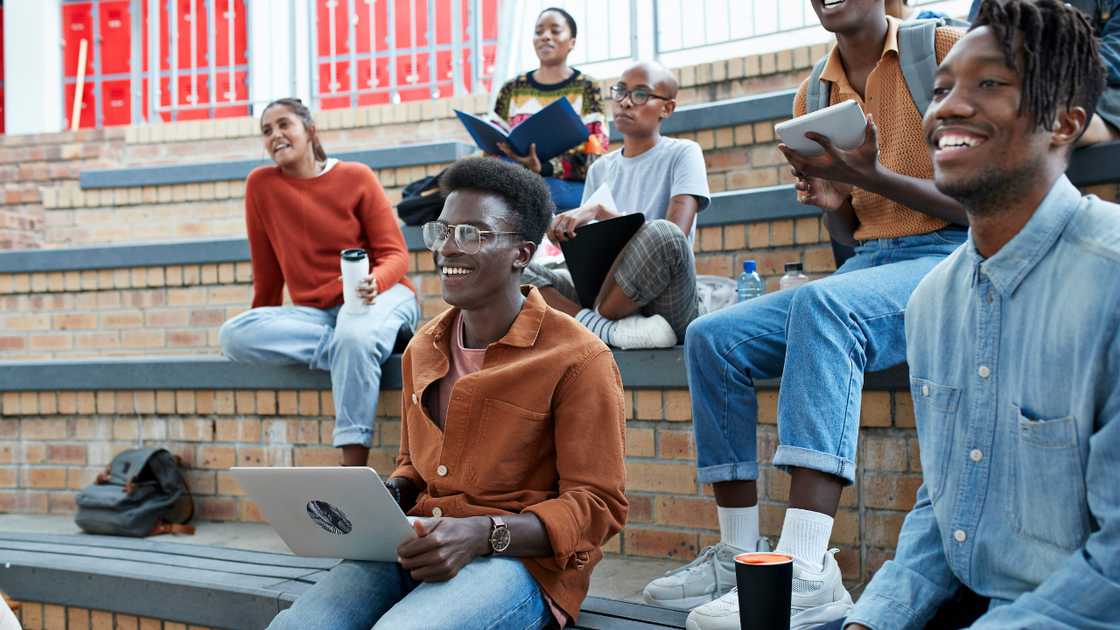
[
  {"xmin": 609, "ymin": 314, "xmax": 677, "ymax": 349},
  {"xmin": 684, "ymin": 549, "xmax": 852, "ymax": 630},
  {"xmin": 642, "ymin": 539, "xmax": 770, "ymax": 611}
]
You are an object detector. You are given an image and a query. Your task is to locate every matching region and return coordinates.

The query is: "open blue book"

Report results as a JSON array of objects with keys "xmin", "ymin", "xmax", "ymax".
[{"xmin": 455, "ymin": 97, "xmax": 589, "ymax": 163}]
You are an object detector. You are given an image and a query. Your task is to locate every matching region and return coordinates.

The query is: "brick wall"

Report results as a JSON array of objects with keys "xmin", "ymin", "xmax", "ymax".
[
  {"xmin": 12, "ymin": 601, "xmax": 210, "ymax": 630},
  {"xmin": 2, "ymin": 45, "xmax": 824, "ymax": 252},
  {"xmin": 0, "ymin": 384, "xmax": 917, "ymax": 588}
]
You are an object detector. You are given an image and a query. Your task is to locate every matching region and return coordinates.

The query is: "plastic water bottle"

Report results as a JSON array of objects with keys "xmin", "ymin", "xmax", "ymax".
[
  {"xmin": 779, "ymin": 262, "xmax": 809, "ymax": 291},
  {"xmin": 736, "ymin": 260, "xmax": 765, "ymax": 302}
]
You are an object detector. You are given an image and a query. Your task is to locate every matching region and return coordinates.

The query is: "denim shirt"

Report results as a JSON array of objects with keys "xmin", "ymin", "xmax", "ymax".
[{"xmin": 849, "ymin": 176, "xmax": 1120, "ymax": 629}]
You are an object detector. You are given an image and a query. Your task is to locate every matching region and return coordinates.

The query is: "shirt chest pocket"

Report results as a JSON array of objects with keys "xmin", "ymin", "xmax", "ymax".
[
  {"xmin": 910, "ymin": 377, "xmax": 961, "ymax": 503},
  {"xmin": 468, "ymin": 398, "xmax": 552, "ymax": 491},
  {"xmin": 1006, "ymin": 405, "xmax": 1089, "ymax": 551}
]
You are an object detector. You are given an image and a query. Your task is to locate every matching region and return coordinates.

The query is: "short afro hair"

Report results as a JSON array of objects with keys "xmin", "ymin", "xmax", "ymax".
[{"xmin": 439, "ymin": 157, "xmax": 554, "ymax": 246}]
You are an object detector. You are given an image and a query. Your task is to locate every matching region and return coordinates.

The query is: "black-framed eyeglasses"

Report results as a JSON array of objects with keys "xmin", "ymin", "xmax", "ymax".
[
  {"xmin": 609, "ymin": 83, "xmax": 671, "ymax": 106},
  {"xmin": 421, "ymin": 221, "xmax": 521, "ymax": 255}
]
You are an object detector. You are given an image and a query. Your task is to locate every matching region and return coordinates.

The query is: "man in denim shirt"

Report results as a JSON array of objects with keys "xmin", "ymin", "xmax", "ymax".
[{"xmin": 832, "ymin": 1, "xmax": 1120, "ymax": 628}]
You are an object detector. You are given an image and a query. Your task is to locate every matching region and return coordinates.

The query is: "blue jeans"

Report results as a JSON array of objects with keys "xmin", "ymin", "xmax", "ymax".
[
  {"xmin": 267, "ymin": 557, "xmax": 551, "ymax": 630},
  {"xmin": 218, "ymin": 283, "xmax": 419, "ymax": 448},
  {"xmin": 688, "ymin": 228, "xmax": 967, "ymax": 485},
  {"xmin": 544, "ymin": 177, "xmax": 585, "ymax": 212}
]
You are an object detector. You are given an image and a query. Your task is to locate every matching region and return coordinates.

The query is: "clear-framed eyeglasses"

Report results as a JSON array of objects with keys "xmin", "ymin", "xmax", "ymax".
[
  {"xmin": 421, "ymin": 221, "xmax": 521, "ymax": 255},
  {"xmin": 609, "ymin": 83, "xmax": 671, "ymax": 106}
]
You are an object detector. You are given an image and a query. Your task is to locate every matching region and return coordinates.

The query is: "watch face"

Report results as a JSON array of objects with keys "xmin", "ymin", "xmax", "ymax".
[{"xmin": 491, "ymin": 526, "xmax": 512, "ymax": 552}]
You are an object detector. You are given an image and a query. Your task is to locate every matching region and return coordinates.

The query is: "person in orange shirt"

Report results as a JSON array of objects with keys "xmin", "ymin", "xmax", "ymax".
[
  {"xmin": 649, "ymin": 2, "xmax": 972, "ymax": 629},
  {"xmin": 218, "ymin": 98, "xmax": 419, "ymax": 467},
  {"xmin": 267, "ymin": 157, "xmax": 627, "ymax": 629}
]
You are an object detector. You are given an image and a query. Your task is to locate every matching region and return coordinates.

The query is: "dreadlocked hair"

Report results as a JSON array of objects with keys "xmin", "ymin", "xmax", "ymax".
[{"xmin": 971, "ymin": 0, "xmax": 1106, "ymax": 132}]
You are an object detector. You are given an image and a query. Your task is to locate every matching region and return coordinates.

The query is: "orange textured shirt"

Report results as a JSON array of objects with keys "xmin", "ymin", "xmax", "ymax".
[
  {"xmin": 794, "ymin": 17, "xmax": 964, "ymax": 240},
  {"xmin": 392, "ymin": 287, "xmax": 628, "ymax": 622},
  {"xmin": 243, "ymin": 161, "xmax": 413, "ymax": 309}
]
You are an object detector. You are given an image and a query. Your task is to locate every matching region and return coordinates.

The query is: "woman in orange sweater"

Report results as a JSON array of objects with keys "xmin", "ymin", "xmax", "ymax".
[{"xmin": 219, "ymin": 98, "xmax": 419, "ymax": 466}]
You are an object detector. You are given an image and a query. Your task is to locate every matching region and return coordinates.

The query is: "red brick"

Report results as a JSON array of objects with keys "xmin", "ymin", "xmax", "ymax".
[
  {"xmin": 23, "ymin": 419, "xmax": 68, "ymax": 440},
  {"xmin": 860, "ymin": 392, "xmax": 892, "ymax": 428},
  {"xmin": 28, "ymin": 467, "xmax": 68, "ymax": 489},
  {"xmin": 861, "ymin": 435, "xmax": 907, "ymax": 472},
  {"xmin": 0, "ymin": 490, "xmax": 48, "ymax": 513},
  {"xmin": 197, "ymin": 446, "xmax": 236, "ymax": 469},
  {"xmin": 655, "ymin": 496, "xmax": 718, "ymax": 530},
  {"xmin": 625, "ymin": 427, "xmax": 655, "ymax": 457},
  {"xmin": 862, "ymin": 473, "xmax": 923, "ymax": 511},
  {"xmin": 277, "ymin": 391, "xmax": 299, "ymax": 415},
  {"xmin": 294, "ymin": 446, "xmax": 338, "ymax": 467},
  {"xmin": 658, "ymin": 430, "xmax": 694, "ymax": 460},
  {"xmin": 865, "ymin": 509, "xmax": 907, "ymax": 549},
  {"xmin": 831, "ymin": 508, "xmax": 860, "ymax": 546},
  {"xmin": 663, "ymin": 390, "xmax": 691, "ymax": 421},
  {"xmin": 626, "ymin": 461, "xmax": 697, "ymax": 494},
  {"xmin": 49, "ymin": 493, "xmax": 77, "ymax": 513},
  {"xmin": 623, "ymin": 527, "xmax": 699, "ymax": 560},
  {"xmin": 626, "ymin": 494, "xmax": 654, "ymax": 523},
  {"xmin": 240, "ymin": 498, "xmax": 266, "ymax": 522},
  {"xmin": 46, "ymin": 444, "xmax": 87, "ymax": 465},
  {"xmin": 197, "ymin": 497, "xmax": 238, "ymax": 520}
]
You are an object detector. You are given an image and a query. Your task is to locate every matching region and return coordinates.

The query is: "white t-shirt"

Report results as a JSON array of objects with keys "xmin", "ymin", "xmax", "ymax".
[{"xmin": 581, "ymin": 136, "xmax": 711, "ymax": 241}]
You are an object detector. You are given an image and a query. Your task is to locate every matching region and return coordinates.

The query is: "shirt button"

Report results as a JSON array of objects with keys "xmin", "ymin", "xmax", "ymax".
[
  {"xmin": 411, "ymin": 393, "xmax": 419, "ymax": 405},
  {"xmin": 432, "ymin": 507, "xmax": 443, "ymax": 518},
  {"xmin": 969, "ymin": 449, "xmax": 983, "ymax": 462},
  {"xmin": 953, "ymin": 529, "xmax": 967, "ymax": 543},
  {"xmin": 978, "ymin": 366, "xmax": 991, "ymax": 379},
  {"xmin": 436, "ymin": 465, "xmax": 448, "ymax": 477},
  {"xmin": 921, "ymin": 384, "xmax": 930, "ymax": 397}
]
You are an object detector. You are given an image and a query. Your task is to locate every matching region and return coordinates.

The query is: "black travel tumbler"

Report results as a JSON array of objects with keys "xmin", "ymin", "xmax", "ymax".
[{"xmin": 735, "ymin": 552, "xmax": 793, "ymax": 630}]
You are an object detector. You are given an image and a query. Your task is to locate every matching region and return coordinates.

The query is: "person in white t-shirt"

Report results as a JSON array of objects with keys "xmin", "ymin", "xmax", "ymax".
[{"xmin": 523, "ymin": 61, "xmax": 711, "ymax": 349}]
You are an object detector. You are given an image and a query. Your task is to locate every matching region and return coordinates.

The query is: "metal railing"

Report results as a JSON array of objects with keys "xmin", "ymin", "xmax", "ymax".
[{"xmin": 310, "ymin": 0, "xmax": 501, "ymax": 108}]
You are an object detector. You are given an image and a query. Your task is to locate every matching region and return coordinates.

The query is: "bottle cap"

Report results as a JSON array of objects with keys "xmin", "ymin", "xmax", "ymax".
[
  {"xmin": 341, "ymin": 248, "xmax": 367, "ymax": 261},
  {"xmin": 743, "ymin": 260, "xmax": 757, "ymax": 273},
  {"xmin": 784, "ymin": 262, "xmax": 803, "ymax": 272}
]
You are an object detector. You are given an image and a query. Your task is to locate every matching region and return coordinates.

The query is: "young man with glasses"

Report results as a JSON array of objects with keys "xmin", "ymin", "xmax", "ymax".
[
  {"xmin": 647, "ymin": 2, "xmax": 972, "ymax": 628},
  {"xmin": 523, "ymin": 60, "xmax": 711, "ymax": 350},
  {"xmin": 268, "ymin": 157, "xmax": 627, "ymax": 630}
]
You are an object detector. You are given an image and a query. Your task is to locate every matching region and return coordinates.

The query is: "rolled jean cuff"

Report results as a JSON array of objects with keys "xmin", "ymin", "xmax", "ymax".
[
  {"xmin": 773, "ymin": 445, "xmax": 856, "ymax": 485},
  {"xmin": 697, "ymin": 461, "xmax": 759, "ymax": 485},
  {"xmin": 332, "ymin": 425, "xmax": 374, "ymax": 448}
]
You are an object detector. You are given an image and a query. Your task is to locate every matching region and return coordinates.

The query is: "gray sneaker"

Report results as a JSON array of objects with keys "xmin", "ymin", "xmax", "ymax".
[{"xmin": 642, "ymin": 538, "xmax": 770, "ymax": 611}]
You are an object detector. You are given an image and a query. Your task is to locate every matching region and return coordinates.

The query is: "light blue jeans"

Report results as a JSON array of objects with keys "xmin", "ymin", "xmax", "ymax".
[
  {"xmin": 687, "ymin": 228, "xmax": 967, "ymax": 485},
  {"xmin": 218, "ymin": 284, "xmax": 419, "ymax": 448},
  {"xmin": 267, "ymin": 557, "xmax": 551, "ymax": 630}
]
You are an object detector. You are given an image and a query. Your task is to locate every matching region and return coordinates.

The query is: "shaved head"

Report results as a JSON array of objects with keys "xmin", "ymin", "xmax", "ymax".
[{"xmin": 624, "ymin": 61, "xmax": 678, "ymax": 99}]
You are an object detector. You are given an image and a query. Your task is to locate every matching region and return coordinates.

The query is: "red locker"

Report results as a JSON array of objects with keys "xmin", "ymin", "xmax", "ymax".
[
  {"xmin": 317, "ymin": 0, "xmax": 352, "ymax": 57},
  {"xmin": 102, "ymin": 79, "xmax": 131, "ymax": 126},
  {"xmin": 354, "ymin": 0, "xmax": 388, "ymax": 54},
  {"xmin": 393, "ymin": 0, "xmax": 430, "ymax": 51},
  {"xmin": 214, "ymin": 0, "xmax": 249, "ymax": 66},
  {"xmin": 318, "ymin": 61, "xmax": 352, "ymax": 110},
  {"xmin": 100, "ymin": 1, "xmax": 131, "ymax": 74},
  {"xmin": 173, "ymin": 0, "xmax": 210, "ymax": 71},
  {"xmin": 63, "ymin": 3, "xmax": 95, "ymax": 78},
  {"xmin": 0, "ymin": 6, "xmax": 5, "ymax": 84},
  {"xmin": 481, "ymin": 0, "xmax": 498, "ymax": 40},
  {"xmin": 64, "ymin": 82, "xmax": 97, "ymax": 129},
  {"xmin": 214, "ymin": 70, "xmax": 249, "ymax": 118}
]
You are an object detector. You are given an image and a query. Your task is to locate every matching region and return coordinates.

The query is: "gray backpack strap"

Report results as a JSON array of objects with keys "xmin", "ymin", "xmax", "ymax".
[
  {"xmin": 805, "ymin": 54, "xmax": 832, "ymax": 114},
  {"xmin": 898, "ymin": 19, "xmax": 943, "ymax": 117}
]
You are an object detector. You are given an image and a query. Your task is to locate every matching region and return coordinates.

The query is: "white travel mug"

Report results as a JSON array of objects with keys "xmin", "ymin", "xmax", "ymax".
[{"xmin": 340, "ymin": 249, "xmax": 370, "ymax": 315}]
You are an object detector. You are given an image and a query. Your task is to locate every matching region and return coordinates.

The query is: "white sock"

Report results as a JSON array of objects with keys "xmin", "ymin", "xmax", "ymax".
[
  {"xmin": 717, "ymin": 505, "xmax": 760, "ymax": 550},
  {"xmin": 775, "ymin": 508, "xmax": 834, "ymax": 572},
  {"xmin": 576, "ymin": 308, "xmax": 617, "ymax": 344}
]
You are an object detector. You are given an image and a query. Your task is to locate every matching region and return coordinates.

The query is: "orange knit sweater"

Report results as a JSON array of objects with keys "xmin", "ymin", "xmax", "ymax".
[
  {"xmin": 244, "ymin": 161, "xmax": 414, "ymax": 309},
  {"xmin": 794, "ymin": 18, "xmax": 964, "ymax": 240}
]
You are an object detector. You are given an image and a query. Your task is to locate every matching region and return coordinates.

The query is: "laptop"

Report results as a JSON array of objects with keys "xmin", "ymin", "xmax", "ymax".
[
  {"xmin": 229, "ymin": 466, "xmax": 415, "ymax": 561},
  {"xmin": 559, "ymin": 212, "xmax": 645, "ymax": 308}
]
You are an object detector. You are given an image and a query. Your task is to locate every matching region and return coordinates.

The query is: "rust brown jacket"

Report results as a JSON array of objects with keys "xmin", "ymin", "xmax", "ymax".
[{"xmin": 390, "ymin": 287, "xmax": 629, "ymax": 621}]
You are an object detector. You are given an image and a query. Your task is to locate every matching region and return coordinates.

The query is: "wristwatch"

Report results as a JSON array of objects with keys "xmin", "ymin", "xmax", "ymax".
[{"xmin": 488, "ymin": 516, "xmax": 511, "ymax": 555}]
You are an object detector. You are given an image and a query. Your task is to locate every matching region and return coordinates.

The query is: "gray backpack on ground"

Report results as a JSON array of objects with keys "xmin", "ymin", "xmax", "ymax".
[
  {"xmin": 75, "ymin": 447, "xmax": 194, "ymax": 537},
  {"xmin": 805, "ymin": 17, "xmax": 968, "ymax": 118}
]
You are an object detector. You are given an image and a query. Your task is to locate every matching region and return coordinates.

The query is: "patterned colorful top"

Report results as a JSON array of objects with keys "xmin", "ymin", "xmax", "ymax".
[{"xmin": 493, "ymin": 69, "xmax": 609, "ymax": 181}]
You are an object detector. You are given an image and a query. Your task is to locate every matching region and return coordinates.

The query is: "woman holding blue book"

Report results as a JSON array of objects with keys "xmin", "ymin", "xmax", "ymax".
[{"xmin": 492, "ymin": 7, "xmax": 609, "ymax": 210}]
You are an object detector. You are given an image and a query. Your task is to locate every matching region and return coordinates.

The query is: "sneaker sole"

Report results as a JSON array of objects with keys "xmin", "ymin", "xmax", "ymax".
[
  {"xmin": 642, "ymin": 592, "xmax": 714, "ymax": 611},
  {"xmin": 790, "ymin": 600, "xmax": 854, "ymax": 630}
]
